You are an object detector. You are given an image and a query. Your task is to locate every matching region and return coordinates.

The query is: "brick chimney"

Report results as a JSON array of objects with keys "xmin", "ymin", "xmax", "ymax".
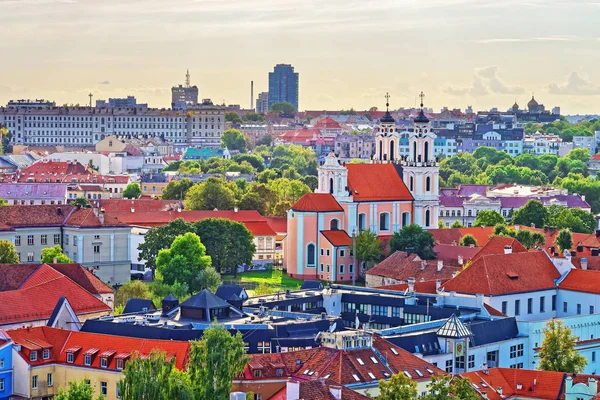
[
  {"xmin": 437, "ymin": 260, "xmax": 444, "ymax": 272},
  {"xmin": 458, "ymin": 255, "xmax": 464, "ymax": 266},
  {"xmin": 504, "ymin": 245, "xmax": 512, "ymax": 255},
  {"xmin": 408, "ymin": 277, "xmax": 415, "ymax": 293}
]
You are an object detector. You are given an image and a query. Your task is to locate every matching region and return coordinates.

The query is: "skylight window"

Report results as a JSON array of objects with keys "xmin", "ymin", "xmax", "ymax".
[
  {"xmin": 415, "ymin": 369, "xmax": 423, "ymax": 377},
  {"xmin": 352, "ymin": 374, "xmax": 361, "ymax": 382},
  {"xmin": 368, "ymin": 372, "xmax": 376, "ymax": 380},
  {"xmin": 480, "ymin": 382, "xmax": 489, "ymax": 388},
  {"xmin": 356, "ymin": 358, "xmax": 365, "ymax": 366},
  {"xmin": 425, "ymin": 367, "xmax": 434, "ymax": 374},
  {"xmin": 382, "ymin": 371, "xmax": 391, "ymax": 378},
  {"xmin": 404, "ymin": 371, "xmax": 412, "ymax": 378},
  {"xmin": 370, "ymin": 356, "xmax": 379, "ymax": 364},
  {"xmin": 308, "ymin": 370, "xmax": 315, "ymax": 376},
  {"xmin": 303, "ymin": 369, "xmax": 309, "ymax": 375},
  {"xmin": 324, "ymin": 373, "xmax": 332, "ymax": 379},
  {"xmin": 390, "ymin": 348, "xmax": 399, "ymax": 355},
  {"xmin": 472, "ymin": 383, "xmax": 480, "ymax": 389}
]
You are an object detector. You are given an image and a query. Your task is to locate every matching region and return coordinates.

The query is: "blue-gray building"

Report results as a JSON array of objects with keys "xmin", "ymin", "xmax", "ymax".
[
  {"xmin": 268, "ymin": 64, "xmax": 299, "ymax": 111},
  {"xmin": 0, "ymin": 337, "xmax": 12, "ymax": 400}
]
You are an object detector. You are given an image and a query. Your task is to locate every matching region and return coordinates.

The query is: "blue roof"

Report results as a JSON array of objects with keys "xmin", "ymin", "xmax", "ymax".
[
  {"xmin": 123, "ymin": 298, "xmax": 156, "ymax": 314},
  {"xmin": 300, "ymin": 280, "xmax": 324, "ymax": 290},
  {"xmin": 215, "ymin": 285, "xmax": 246, "ymax": 301},
  {"xmin": 183, "ymin": 148, "xmax": 227, "ymax": 160}
]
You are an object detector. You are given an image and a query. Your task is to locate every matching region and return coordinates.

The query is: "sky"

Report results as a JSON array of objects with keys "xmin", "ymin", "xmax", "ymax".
[{"xmin": 1, "ymin": 0, "xmax": 600, "ymax": 114}]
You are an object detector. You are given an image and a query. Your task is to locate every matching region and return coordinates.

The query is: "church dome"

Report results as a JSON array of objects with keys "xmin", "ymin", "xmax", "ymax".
[
  {"xmin": 527, "ymin": 96, "xmax": 538, "ymax": 109},
  {"xmin": 414, "ymin": 109, "xmax": 429, "ymax": 124},
  {"xmin": 380, "ymin": 110, "xmax": 395, "ymax": 124},
  {"xmin": 512, "ymin": 101, "xmax": 519, "ymax": 111}
]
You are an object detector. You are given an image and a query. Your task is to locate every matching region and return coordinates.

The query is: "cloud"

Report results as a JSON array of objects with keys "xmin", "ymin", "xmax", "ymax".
[
  {"xmin": 547, "ymin": 72, "xmax": 600, "ymax": 95},
  {"xmin": 443, "ymin": 66, "xmax": 522, "ymax": 96},
  {"xmin": 98, "ymin": 80, "xmax": 110, "ymax": 85},
  {"xmin": 477, "ymin": 36, "xmax": 579, "ymax": 44}
]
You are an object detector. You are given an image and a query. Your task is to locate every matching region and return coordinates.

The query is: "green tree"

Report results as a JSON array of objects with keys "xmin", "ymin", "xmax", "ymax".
[
  {"xmin": 71, "ymin": 197, "xmax": 91, "ymax": 208},
  {"xmin": 193, "ymin": 218, "xmax": 256, "ymax": 276},
  {"xmin": 474, "ymin": 210, "xmax": 505, "ymax": 227},
  {"xmin": 425, "ymin": 375, "xmax": 479, "ymax": 400},
  {"xmin": 539, "ymin": 320, "xmax": 587, "ymax": 373},
  {"xmin": 256, "ymin": 134, "xmax": 272, "ymax": 146},
  {"xmin": 555, "ymin": 229, "xmax": 573, "ymax": 253},
  {"xmin": 377, "ymin": 372, "xmax": 418, "ymax": 400},
  {"xmin": 138, "ymin": 218, "xmax": 192, "ymax": 272},
  {"xmin": 238, "ymin": 192, "xmax": 267, "ymax": 215},
  {"xmin": 122, "ymin": 183, "xmax": 142, "ymax": 199},
  {"xmin": 451, "ymin": 220, "xmax": 463, "ymax": 228},
  {"xmin": 56, "ymin": 379, "xmax": 104, "ymax": 400},
  {"xmin": 156, "ymin": 232, "xmax": 220, "ymax": 293},
  {"xmin": 185, "ymin": 178, "xmax": 236, "ymax": 210},
  {"xmin": 221, "ymin": 129, "xmax": 248, "ymax": 152},
  {"xmin": 390, "ymin": 225, "xmax": 436, "ymax": 260},
  {"xmin": 232, "ymin": 154, "xmax": 266, "ymax": 172},
  {"xmin": 548, "ymin": 206, "xmax": 596, "ymax": 234},
  {"xmin": 0, "ymin": 197, "xmax": 7, "ymax": 206},
  {"xmin": 41, "ymin": 245, "xmax": 72, "ymax": 263},
  {"xmin": 459, "ymin": 234, "xmax": 478, "ymax": 247},
  {"xmin": 225, "ymin": 111, "xmax": 242, "ymax": 124},
  {"xmin": 162, "ymin": 178, "xmax": 194, "ymax": 200},
  {"xmin": 0, "ymin": 239, "xmax": 19, "ymax": 263},
  {"xmin": 115, "ymin": 280, "xmax": 152, "ymax": 308},
  {"xmin": 438, "ymin": 219, "xmax": 445, "ymax": 229},
  {"xmin": 512, "ymin": 200, "xmax": 549, "ymax": 228},
  {"xmin": 188, "ymin": 322, "xmax": 250, "ymax": 400},
  {"xmin": 355, "ymin": 230, "xmax": 382, "ymax": 270},
  {"xmin": 269, "ymin": 101, "xmax": 296, "ymax": 114},
  {"xmin": 119, "ymin": 349, "xmax": 192, "ymax": 400}
]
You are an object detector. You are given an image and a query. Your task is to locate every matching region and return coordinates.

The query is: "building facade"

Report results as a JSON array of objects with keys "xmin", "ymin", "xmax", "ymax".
[
  {"xmin": 268, "ymin": 64, "xmax": 299, "ymax": 111},
  {"xmin": 255, "ymin": 92, "xmax": 269, "ymax": 113}
]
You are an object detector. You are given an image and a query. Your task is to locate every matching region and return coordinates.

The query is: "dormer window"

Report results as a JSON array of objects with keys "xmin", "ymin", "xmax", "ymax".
[
  {"xmin": 116, "ymin": 358, "xmax": 124, "ymax": 370},
  {"xmin": 100, "ymin": 357, "xmax": 108, "ymax": 368},
  {"xmin": 30, "ymin": 351, "xmax": 37, "ymax": 362},
  {"xmin": 67, "ymin": 353, "xmax": 74, "ymax": 363},
  {"xmin": 253, "ymin": 369, "xmax": 262, "ymax": 378},
  {"xmin": 43, "ymin": 349, "xmax": 50, "ymax": 360},
  {"xmin": 84, "ymin": 355, "xmax": 91, "ymax": 366}
]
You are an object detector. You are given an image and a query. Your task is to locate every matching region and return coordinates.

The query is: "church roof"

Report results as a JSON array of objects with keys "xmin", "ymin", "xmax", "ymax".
[
  {"xmin": 346, "ymin": 164, "xmax": 413, "ymax": 202},
  {"xmin": 414, "ymin": 109, "xmax": 430, "ymax": 123},
  {"xmin": 380, "ymin": 110, "xmax": 395, "ymax": 124},
  {"xmin": 527, "ymin": 96, "xmax": 539, "ymax": 109},
  {"xmin": 291, "ymin": 193, "xmax": 344, "ymax": 212}
]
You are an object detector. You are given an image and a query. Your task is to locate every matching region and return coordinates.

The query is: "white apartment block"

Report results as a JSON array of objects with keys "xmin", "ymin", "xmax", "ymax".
[{"xmin": 0, "ymin": 103, "xmax": 225, "ymax": 150}]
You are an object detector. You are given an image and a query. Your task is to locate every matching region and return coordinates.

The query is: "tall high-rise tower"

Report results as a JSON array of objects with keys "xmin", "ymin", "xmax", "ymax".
[
  {"xmin": 401, "ymin": 92, "xmax": 440, "ymax": 228},
  {"xmin": 268, "ymin": 64, "xmax": 299, "ymax": 111}
]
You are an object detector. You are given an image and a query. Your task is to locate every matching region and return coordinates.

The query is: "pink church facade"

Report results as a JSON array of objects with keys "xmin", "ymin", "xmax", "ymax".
[{"xmin": 285, "ymin": 96, "xmax": 440, "ymax": 283}]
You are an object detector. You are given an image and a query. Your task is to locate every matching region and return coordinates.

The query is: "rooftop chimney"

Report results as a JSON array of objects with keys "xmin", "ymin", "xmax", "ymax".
[
  {"xmin": 514, "ymin": 225, "xmax": 520, "ymax": 231},
  {"xmin": 436, "ymin": 279, "xmax": 442, "ymax": 291},
  {"xmin": 531, "ymin": 223, "xmax": 535, "ymax": 228},
  {"xmin": 504, "ymin": 245, "xmax": 512, "ymax": 255},
  {"xmin": 458, "ymin": 255, "xmax": 464, "ymax": 266},
  {"xmin": 420, "ymin": 260, "xmax": 427, "ymax": 270},
  {"xmin": 407, "ymin": 277, "xmax": 415, "ymax": 293},
  {"xmin": 581, "ymin": 257, "xmax": 588, "ymax": 270},
  {"xmin": 437, "ymin": 260, "xmax": 443, "ymax": 272}
]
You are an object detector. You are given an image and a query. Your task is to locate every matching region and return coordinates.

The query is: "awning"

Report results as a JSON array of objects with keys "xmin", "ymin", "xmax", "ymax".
[
  {"xmin": 83, "ymin": 348, "xmax": 100, "ymax": 356},
  {"xmin": 99, "ymin": 349, "xmax": 117, "ymax": 358}
]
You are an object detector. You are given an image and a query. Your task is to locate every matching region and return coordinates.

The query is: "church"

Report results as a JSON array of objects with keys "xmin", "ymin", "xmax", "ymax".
[{"xmin": 284, "ymin": 94, "xmax": 441, "ymax": 282}]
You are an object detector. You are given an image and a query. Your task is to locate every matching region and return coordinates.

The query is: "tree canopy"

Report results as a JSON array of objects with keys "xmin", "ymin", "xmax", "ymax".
[
  {"xmin": 355, "ymin": 230, "xmax": 382, "ymax": 270},
  {"xmin": 162, "ymin": 178, "xmax": 194, "ymax": 200},
  {"xmin": 221, "ymin": 129, "xmax": 248, "ymax": 152},
  {"xmin": 156, "ymin": 232, "xmax": 220, "ymax": 293},
  {"xmin": 474, "ymin": 210, "xmax": 505, "ymax": 227},
  {"xmin": 115, "ymin": 280, "xmax": 152, "ymax": 308},
  {"xmin": 123, "ymin": 183, "xmax": 142, "ymax": 199},
  {"xmin": 185, "ymin": 178, "xmax": 236, "ymax": 210},
  {"xmin": 138, "ymin": 218, "xmax": 192, "ymax": 271},
  {"xmin": 539, "ymin": 319, "xmax": 587, "ymax": 373},
  {"xmin": 56, "ymin": 379, "xmax": 104, "ymax": 400},
  {"xmin": 512, "ymin": 200, "xmax": 548, "ymax": 228},
  {"xmin": 555, "ymin": 229, "xmax": 573, "ymax": 253},
  {"xmin": 71, "ymin": 197, "xmax": 91, "ymax": 208},
  {"xmin": 377, "ymin": 370, "xmax": 417, "ymax": 400},
  {"xmin": 390, "ymin": 225, "xmax": 436, "ymax": 260},
  {"xmin": 270, "ymin": 101, "xmax": 296, "ymax": 114},
  {"xmin": 459, "ymin": 234, "xmax": 478, "ymax": 247},
  {"xmin": 41, "ymin": 245, "xmax": 72, "ymax": 263},
  {"xmin": 0, "ymin": 239, "xmax": 19, "ymax": 263}
]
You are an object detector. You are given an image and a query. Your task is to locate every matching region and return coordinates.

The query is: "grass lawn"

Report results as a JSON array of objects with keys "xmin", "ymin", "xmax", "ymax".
[{"xmin": 222, "ymin": 269, "xmax": 304, "ymax": 292}]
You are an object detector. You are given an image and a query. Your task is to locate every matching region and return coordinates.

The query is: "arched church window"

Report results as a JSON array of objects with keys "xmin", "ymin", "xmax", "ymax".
[
  {"xmin": 425, "ymin": 210, "xmax": 431, "ymax": 227},
  {"xmin": 358, "ymin": 213, "xmax": 366, "ymax": 231},
  {"xmin": 329, "ymin": 178, "xmax": 334, "ymax": 194},
  {"xmin": 307, "ymin": 244, "xmax": 316, "ymax": 266},
  {"xmin": 330, "ymin": 219, "xmax": 339, "ymax": 230},
  {"xmin": 426, "ymin": 176, "xmax": 431, "ymax": 192},
  {"xmin": 379, "ymin": 213, "xmax": 390, "ymax": 231}
]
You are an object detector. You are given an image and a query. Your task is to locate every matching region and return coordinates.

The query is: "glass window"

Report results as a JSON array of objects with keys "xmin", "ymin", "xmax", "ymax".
[
  {"xmin": 41, "ymin": 235, "xmax": 47, "ymax": 245},
  {"xmin": 577, "ymin": 304, "xmax": 582, "ymax": 315},
  {"xmin": 67, "ymin": 353, "xmax": 74, "ymax": 363},
  {"xmin": 379, "ymin": 213, "xmax": 389, "ymax": 231},
  {"xmin": 540, "ymin": 297, "xmax": 545, "ymax": 313},
  {"xmin": 307, "ymin": 244, "xmax": 316, "ymax": 266},
  {"xmin": 564, "ymin": 302, "xmax": 568, "ymax": 313},
  {"xmin": 54, "ymin": 234, "xmax": 60, "ymax": 244},
  {"xmin": 527, "ymin": 298, "xmax": 533, "ymax": 314},
  {"xmin": 47, "ymin": 373, "xmax": 53, "ymax": 387},
  {"xmin": 468, "ymin": 354, "xmax": 475, "ymax": 369},
  {"xmin": 43, "ymin": 349, "xmax": 50, "ymax": 359},
  {"xmin": 514, "ymin": 299, "xmax": 520, "ymax": 316},
  {"xmin": 501, "ymin": 301, "xmax": 507, "ymax": 315},
  {"xmin": 32, "ymin": 375, "xmax": 38, "ymax": 389},
  {"xmin": 552, "ymin": 295, "xmax": 557, "ymax": 311},
  {"xmin": 15, "ymin": 235, "xmax": 21, "ymax": 246},
  {"xmin": 30, "ymin": 351, "xmax": 37, "ymax": 361},
  {"xmin": 27, "ymin": 235, "xmax": 34, "ymax": 245},
  {"xmin": 84, "ymin": 354, "xmax": 91, "ymax": 366},
  {"xmin": 101, "ymin": 382, "xmax": 107, "ymax": 396}
]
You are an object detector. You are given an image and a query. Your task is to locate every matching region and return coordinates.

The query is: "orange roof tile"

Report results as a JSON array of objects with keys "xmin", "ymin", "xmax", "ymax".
[
  {"xmin": 346, "ymin": 164, "xmax": 413, "ymax": 202},
  {"xmin": 321, "ymin": 230, "xmax": 352, "ymax": 247},
  {"xmin": 367, "ymin": 251, "xmax": 461, "ymax": 283},
  {"xmin": 559, "ymin": 269, "xmax": 600, "ymax": 294},
  {"xmin": 471, "ymin": 236, "xmax": 528, "ymax": 262},
  {"xmin": 291, "ymin": 193, "xmax": 343, "ymax": 212}
]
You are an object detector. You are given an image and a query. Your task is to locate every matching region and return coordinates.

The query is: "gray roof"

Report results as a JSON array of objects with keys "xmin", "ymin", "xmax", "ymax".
[
  {"xmin": 123, "ymin": 298, "xmax": 156, "ymax": 314},
  {"xmin": 181, "ymin": 289, "xmax": 231, "ymax": 310},
  {"xmin": 215, "ymin": 285, "xmax": 245, "ymax": 301}
]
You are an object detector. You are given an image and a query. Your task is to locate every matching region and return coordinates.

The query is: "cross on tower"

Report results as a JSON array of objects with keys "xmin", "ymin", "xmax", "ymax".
[
  {"xmin": 419, "ymin": 91, "xmax": 425, "ymax": 109},
  {"xmin": 385, "ymin": 92, "xmax": 390, "ymax": 111}
]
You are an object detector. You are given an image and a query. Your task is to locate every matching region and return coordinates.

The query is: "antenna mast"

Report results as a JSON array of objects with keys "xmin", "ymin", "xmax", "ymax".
[{"xmin": 185, "ymin": 69, "xmax": 191, "ymax": 88}]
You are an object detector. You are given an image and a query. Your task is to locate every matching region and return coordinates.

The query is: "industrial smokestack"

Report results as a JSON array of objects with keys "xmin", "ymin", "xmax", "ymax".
[{"xmin": 250, "ymin": 80, "xmax": 254, "ymax": 110}]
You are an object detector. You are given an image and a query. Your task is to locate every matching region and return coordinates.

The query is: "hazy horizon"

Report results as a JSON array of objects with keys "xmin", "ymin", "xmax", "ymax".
[{"xmin": 2, "ymin": 0, "xmax": 600, "ymax": 114}]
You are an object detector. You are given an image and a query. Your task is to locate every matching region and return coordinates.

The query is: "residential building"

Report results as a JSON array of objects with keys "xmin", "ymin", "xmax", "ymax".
[
  {"xmin": 313, "ymin": 117, "xmax": 343, "ymax": 136},
  {"xmin": 0, "ymin": 333, "xmax": 12, "ymax": 400},
  {"xmin": 182, "ymin": 147, "xmax": 230, "ymax": 160},
  {"xmin": 7, "ymin": 99, "xmax": 56, "ymax": 109},
  {"xmin": 233, "ymin": 332, "xmax": 443, "ymax": 399},
  {"xmin": 140, "ymin": 174, "xmax": 169, "ymax": 197},
  {"xmin": 523, "ymin": 132, "xmax": 563, "ymax": 155},
  {"xmin": 67, "ymin": 184, "xmax": 111, "ymax": 202},
  {"xmin": 6, "ymin": 326, "xmax": 190, "ymax": 400},
  {"xmin": 286, "ymin": 98, "xmax": 440, "ymax": 282},
  {"xmin": 0, "ymin": 205, "xmax": 131, "ymax": 284},
  {"xmin": 268, "ymin": 64, "xmax": 299, "ymax": 111},
  {"xmin": 0, "ymin": 183, "xmax": 68, "ymax": 205},
  {"xmin": 256, "ymin": 92, "xmax": 269, "ymax": 113},
  {"xmin": 334, "ymin": 133, "xmax": 375, "ymax": 160},
  {"xmin": 573, "ymin": 135, "xmax": 598, "ymax": 155}
]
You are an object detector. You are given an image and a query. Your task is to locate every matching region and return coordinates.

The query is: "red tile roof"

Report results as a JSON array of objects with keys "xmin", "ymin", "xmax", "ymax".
[
  {"xmin": 291, "ymin": 193, "xmax": 343, "ymax": 212},
  {"xmin": 96, "ymin": 199, "xmax": 183, "ymax": 213},
  {"xmin": 243, "ymin": 221, "xmax": 277, "ymax": 236},
  {"xmin": 460, "ymin": 368, "xmax": 566, "ymax": 400},
  {"xmin": 457, "ymin": 227, "xmax": 496, "ymax": 247},
  {"xmin": 298, "ymin": 380, "xmax": 369, "ymax": 400},
  {"xmin": 559, "ymin": 269, "xmax": 600, "ymax": 294},
  {"xmin": 346, "ymin": 164, "xmax": 413, "ymax": 202},
  {"xmin": 7, "ymin": 326, "xmax": 190, "ymax": 370},
  {"xmin": 12, "ymin": 160, "xmax": 130, "ymax": 184},
  {"xmin": 277, "ymin": 128, "xmax": 323, "ymax": 143},
  {"xmin": 321, "ymin": 230, "xmax": 352, "ymax": 247},
  {"xmin": 367, "ymin": 251, "xmax": 461, "ymax": 283},
  {"xmin": 0, "ymin": 205, "xmax": 126, "ymax": 230},
  {"xmin": 264, "ymin": 217, "xmax": 287, "ymax": 234},
  {"xmin": 433, "ymin": 244, "xmax": 480, "ymax": 263},
  {"xmin": 441, "ymin": 251, "xmax": 560, "ymax": 296},
  {"xmin": 0, "ymin": 265, "xmax": 110, "ymax": 325},
  {"xmin": 484, "ymin": 303, "xmax": 506, "ymax": 317},
  {"xmin": 470, "ymin": 236, "xmax": 528, "ymax": 262},
  {"xmin": 0, "ymin": 264, "xmax": 39, "ymax": 291},
  {"xmin": 314, "ymin": 117, "xmax": 342, "ymax": 129}
]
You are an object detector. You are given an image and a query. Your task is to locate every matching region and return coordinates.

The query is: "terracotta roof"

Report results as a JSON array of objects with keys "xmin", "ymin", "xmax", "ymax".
[
  {"xmin": 264, "ymin": 216, "xmax": 287, "ymax": 234},
  {"xmin": 433, "ymin": 244, "xmax": 480, "ymax": 263},
  {"xmin": 0, "ymin": 205, "xmax": 125, "ymax": 229},
  {"xmin": 48, "ymin": 263, "xmax": 113, "ymax": 294},
  {"xmin": 243, "ymin": 221, "xmax": 277, "ymax": 236},
  {"xmin": 298, "ymin": 380, "xmax": 368, "ymax": 400},
  {"xmin": 457, "ymin": 227, "xmax": 496, "ymax": 247},
  {"xmin": 314, "ymin": 117, "xmax": 342, "ymax": 129},
  {"xmin": 484, "ymin": 303, "xmax": 506, "ymax": 317},
  {"xmin": 0, "ymin": 263, "xmax": 38, "ymax": 291},
  {"xmin": 367, "ymin": 251, "xmax": 461, "ymax": 283},
  {"xmin": 346, "ymin": 164, "xmax": 413, "ymax": 202},
  {"xmin": 291, "ymin": 193, "xmax": 343, "ymax": 212},
  {"xmin": 580, "ymin": 233, "xmax": 600, "ymax": 249},
  {"xmin": 277, "ymin": 128, "xmax": 323, "ymax": 143},
  {"xmin": 559, "ymin": 269, "xmax": 600, "ymax": 294},
  {"xmin": 429, "ymin": 228, "xmax": 463, "ymax": 246},
  {"xmin": 0, "ymin": 265, "xmax": 110, "ymax": 325},
  {"xmin": 96, "ymin": 199, "xmax": 182, "ymax": 213},
  {"xmin": 321, "ymin": 230, "xmax": 352, "ymax": 247},
  {"xmin": 441, "ymin": 252, "xmax": 560, "ymax": 296},
  {"xmin": 470, "ymin": 236, "xmax": 528, "ymax": 262},
  {"xmin": 460, "ymin": 368, "xmax": 566, "ymax": 400},
  {"xmin": 7, "ymin": 326, "xmax": 190, "ymax": 370}
]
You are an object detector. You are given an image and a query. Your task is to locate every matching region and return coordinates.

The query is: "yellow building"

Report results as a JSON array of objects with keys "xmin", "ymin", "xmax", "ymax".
[{"xmin": 8, "ymin": 326, "xmax": 190, "ymax": 400}]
